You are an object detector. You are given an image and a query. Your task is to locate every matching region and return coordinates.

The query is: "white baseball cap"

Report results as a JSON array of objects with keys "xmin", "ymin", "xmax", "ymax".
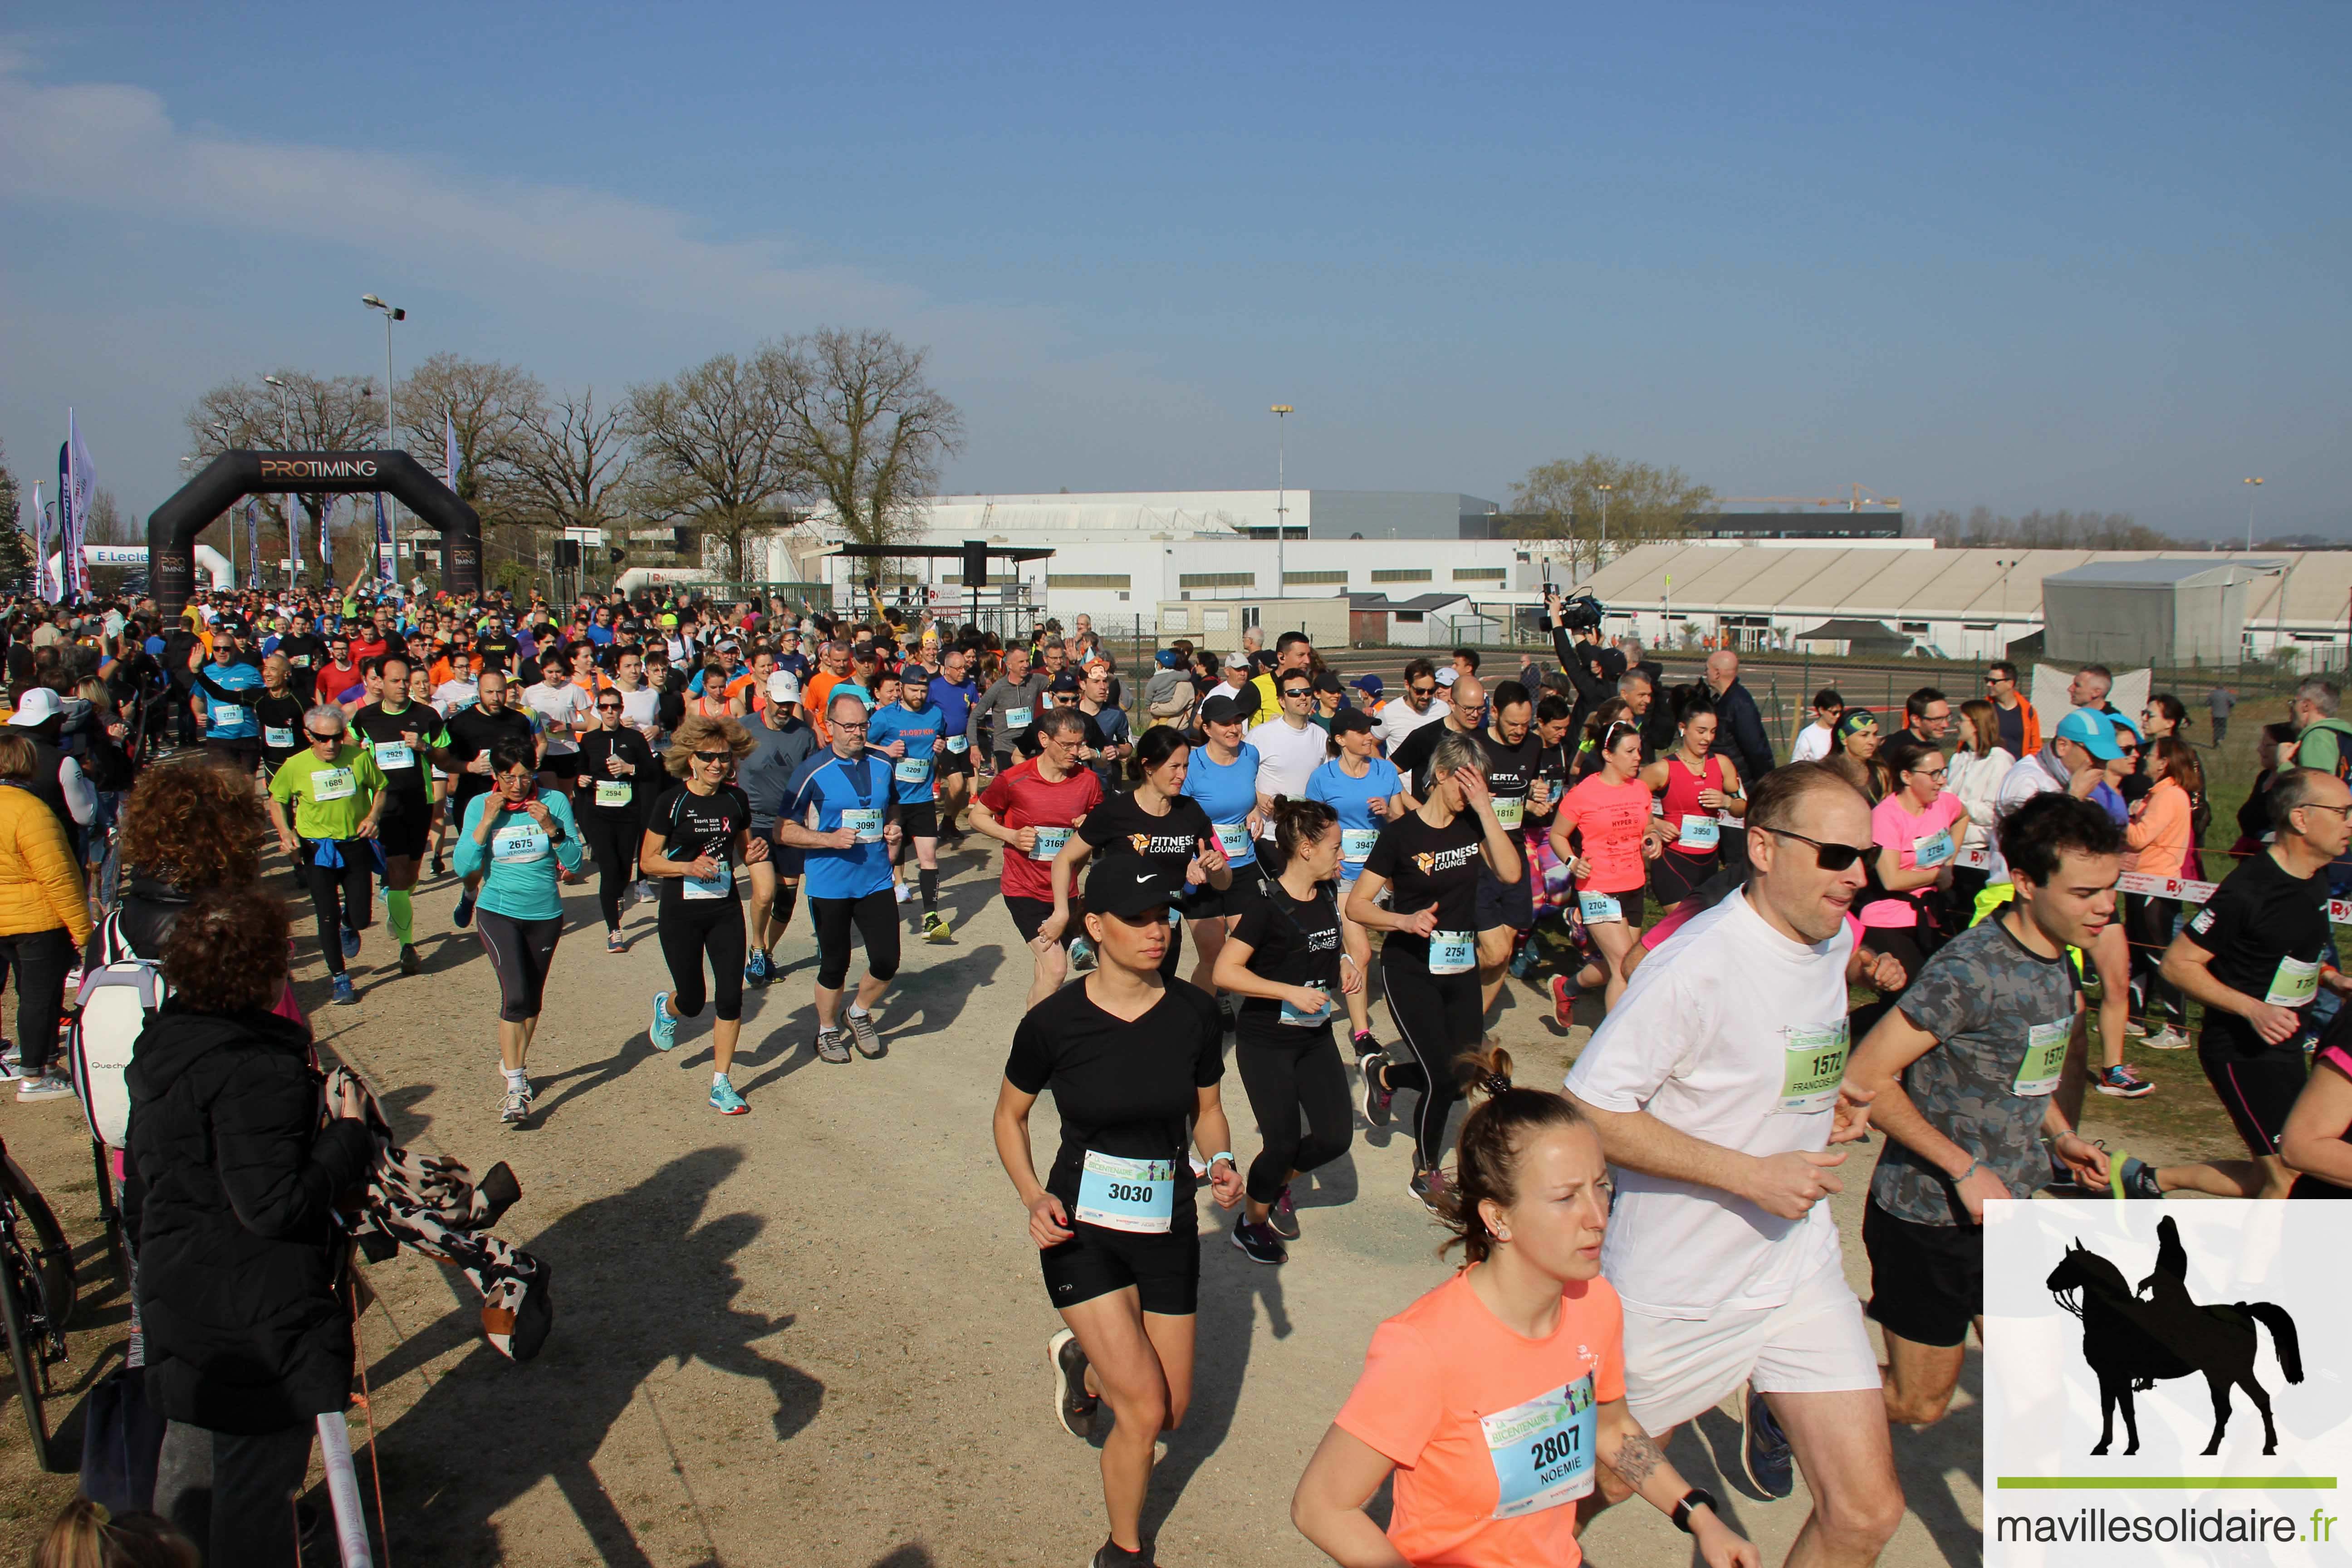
[
  {"xmin": 768, "ymin": 671, "xmax": 802, "ymax": 703},
  {"xmin": 8, "ymin": 689, "xmax": 62, "ymax": 726},
  {"xmin": 1435, "ymin": 667, "xmax": 1459, "ymax": 687}
]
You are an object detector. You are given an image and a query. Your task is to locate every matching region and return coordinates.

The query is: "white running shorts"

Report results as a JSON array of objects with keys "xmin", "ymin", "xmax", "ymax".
[{"xmin": 1618, "ymin": 1262, "xmax": 1881, "ymax": 1434}]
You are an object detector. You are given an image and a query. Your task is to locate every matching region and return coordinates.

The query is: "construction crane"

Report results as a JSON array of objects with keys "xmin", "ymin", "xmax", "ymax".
[{"xmin": 1715, "ymin": 485, "xmax": 1901, "ymax": 511}]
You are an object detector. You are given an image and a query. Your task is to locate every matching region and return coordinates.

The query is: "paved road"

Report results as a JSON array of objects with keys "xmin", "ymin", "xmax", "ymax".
[{"xmin": 3, "ymin": 838, "xmax": 1993, "ymax": 1567}]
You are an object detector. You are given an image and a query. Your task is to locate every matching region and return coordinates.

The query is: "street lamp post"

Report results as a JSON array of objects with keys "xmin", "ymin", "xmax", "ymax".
[
  {"xmin": 363, "ymin": 295, "xmax": 407, "ymax": 587},
  {"xmin": 2244, "ymin": 476, "xmax": 2265, "ymax": 552},
  {"xmin": 1270, "ymin": 405, "xmax": 1294, "ymax": 602},
  {"xmin": 1595, "ymin": 482, "xmax": 1614, "ymax": 565}
]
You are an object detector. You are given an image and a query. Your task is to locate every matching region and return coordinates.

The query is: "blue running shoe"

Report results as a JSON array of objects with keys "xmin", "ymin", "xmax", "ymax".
[
  {"xmin": 709, "ymin": 1075, "xmax": 748, "ymax": 1115},
  {"xmin": 453, "ymin": 891, "xmax": 475, "ymax": 929},
  {"xmin": 650, "ymin": 992, "xmax": 679, "ymax": 1051},
  {"xmin": 744, "ymin": 948, "xmax": 770, "ymax": 988},
  {"xmin": 340, "ymin": 925, "xmax": 361, "ymax": 960},
  {"xmin": 1740, "ymin": 1387, "xmax": 1793, "ymax": 1499},
  {"xmin": 331, "ymin": 974, "xmax": 358, "ymax": 1007},
  {"xmin": 1068, "ymin": 936, "xmax": 1097, "ymax": 973}
]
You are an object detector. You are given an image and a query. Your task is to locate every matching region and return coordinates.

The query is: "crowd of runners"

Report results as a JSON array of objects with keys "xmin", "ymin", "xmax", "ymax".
[{"xmin": 10, "ymin": 568, "xmax": 2352, "ymax": 1567}]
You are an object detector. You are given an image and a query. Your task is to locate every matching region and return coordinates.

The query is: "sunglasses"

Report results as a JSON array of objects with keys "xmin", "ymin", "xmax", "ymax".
[
  {"xmin": 1757, "ymin": 826, "xmax": 1873, "ymax": 871},
  {"xmin": 692, "ymin": 750, "xmax": 732, "ymax": 763},
  {"xmin": 1409, "ymin": 685, "xmax": 1436, "ymax": 698},
  {"xmin": 1281, "ymin": 687, "xmax": 1311, "ymax": 699},
  {"xmin": 306, "ymin": 730, "xmax": 342, "ymax": 743},
  {"xmin": 596, "ymin": 703, "xmax": 622, "ymax": 711}
]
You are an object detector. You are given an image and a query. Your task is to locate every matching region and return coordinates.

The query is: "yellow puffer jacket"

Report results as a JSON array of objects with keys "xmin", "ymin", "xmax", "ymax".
[{"xmin": 0, "ymin": 784, "xmax": 92, "ymax": 946}]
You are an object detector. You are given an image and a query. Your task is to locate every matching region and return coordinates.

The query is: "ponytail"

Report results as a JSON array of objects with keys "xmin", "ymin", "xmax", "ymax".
[{"xmin": 1437, "ymin": 1045, "xmax": 1590, "ymax": 1266}]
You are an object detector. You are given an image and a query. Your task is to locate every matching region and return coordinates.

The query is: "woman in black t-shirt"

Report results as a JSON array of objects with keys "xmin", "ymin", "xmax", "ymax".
[
  {"xmin": 1046, "ymin": 726, "xmax": 1232, "ymax": 979},
  {"xmin": 575, "ymin": 690, "xmax": 660, "ymax": 949},
  {"xmin": 994, "ymin": 857, "xmax": 1242, "ymax": 1568},
  {"xmin": 1212, "ymin": 799, "xmax": 1357, "ymax": 1264},
  {"xmin": 641, "ymin": 713, "xmax": 765, "ymax": 1116},
  {"xmin": 1345, "ymin": 729, "xmax": 1523, "ymax": 1212}
]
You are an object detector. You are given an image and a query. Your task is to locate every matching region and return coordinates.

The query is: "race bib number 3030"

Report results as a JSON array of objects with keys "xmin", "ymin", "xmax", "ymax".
[{"xmin": 1074, "ymin": 1152, "xmax": 1175, "ymax": 1234}]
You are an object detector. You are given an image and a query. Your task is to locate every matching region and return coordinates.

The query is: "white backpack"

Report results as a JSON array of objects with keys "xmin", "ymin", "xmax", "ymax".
[{"xmin": 72, "ymin": 913, "xmax": 167, "ymax": 1151}]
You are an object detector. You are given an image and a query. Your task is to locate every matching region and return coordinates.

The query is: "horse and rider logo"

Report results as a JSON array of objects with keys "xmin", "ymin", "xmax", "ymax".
[{"xmin": 2046, "ymin": 1215, "xmax": 2303, "ymax": 1457}]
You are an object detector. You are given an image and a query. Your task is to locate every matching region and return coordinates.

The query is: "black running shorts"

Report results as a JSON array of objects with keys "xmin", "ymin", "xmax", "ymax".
[
  {"xmin": 1862, "ymin": 1196, "xmax": 1980, "ymax": 1349},
  {"xmin": 1039, "ymin": 1220, "xmax": 1199, "ymax": 1315}
]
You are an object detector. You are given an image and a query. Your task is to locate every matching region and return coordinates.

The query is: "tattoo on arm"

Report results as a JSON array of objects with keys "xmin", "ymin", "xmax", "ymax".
[{"xmin": 1611, "ymin": 1427, "xmax": 1666, "ymax": 1490}]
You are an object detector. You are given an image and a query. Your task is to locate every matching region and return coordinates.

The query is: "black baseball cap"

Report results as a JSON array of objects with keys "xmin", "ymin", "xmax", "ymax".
[
  {"xmin": 1201, "ymin": 693, "xmax": 1250, "ymax": 725},
  {"xmin": 1085, "ymin": 860, "xmax": 1183, "ymax": 920},
  {"xmin": 1049, "ymin": 672, "xmax": 1081, "ymax": 694}
]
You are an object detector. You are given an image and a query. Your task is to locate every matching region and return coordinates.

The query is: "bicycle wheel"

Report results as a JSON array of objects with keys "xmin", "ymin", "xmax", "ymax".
[
  {"xmin": 0, "ymin": 1245, "xmax": 50, "ymax": 1469},
  {"xmin": 0, "ymin": 1155, "xmax": 74, "ymax": 1333}
]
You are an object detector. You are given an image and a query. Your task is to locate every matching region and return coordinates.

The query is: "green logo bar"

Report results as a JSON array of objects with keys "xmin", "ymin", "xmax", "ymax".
[{"xmin": 1998, "ymin": 1477, "xmax": 2337, "ymax": 1490}]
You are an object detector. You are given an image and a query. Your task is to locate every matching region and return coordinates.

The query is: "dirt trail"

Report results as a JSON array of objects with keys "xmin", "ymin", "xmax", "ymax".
[{"xmin": 2, "ymin": 844, "xmax": 1993, "ymax": 1566}]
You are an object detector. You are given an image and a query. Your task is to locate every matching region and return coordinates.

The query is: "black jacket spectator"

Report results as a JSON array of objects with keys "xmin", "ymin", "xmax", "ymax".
[
  {"xmin": 1711, "ymin": 677, "xmax": 1775, "ymax": 783},
  {"xmin": 125, "ymin": 1004, "xmax": 373, "ymax": 1433}
]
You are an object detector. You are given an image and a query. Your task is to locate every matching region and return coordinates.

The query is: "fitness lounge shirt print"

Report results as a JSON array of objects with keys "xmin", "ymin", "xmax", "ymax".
[{"xmin": 1983, "ymin": 1202, "xmax": 2350, "ymax": 1567}]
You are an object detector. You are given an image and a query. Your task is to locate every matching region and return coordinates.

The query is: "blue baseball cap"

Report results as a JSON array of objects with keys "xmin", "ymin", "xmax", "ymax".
[
  {"xmin": 1350, "ymin": 673, "xmax": 1384, "ymax": 696},
  {"xmin": 2054, "ymin": 707, "xmax": 2124, "ymax": 761}
]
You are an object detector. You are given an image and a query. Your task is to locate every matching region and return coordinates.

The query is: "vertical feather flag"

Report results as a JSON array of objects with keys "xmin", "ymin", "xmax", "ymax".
[{"xmin": 245, "ymin": 501, "xmax": 261, "ymax": 589}]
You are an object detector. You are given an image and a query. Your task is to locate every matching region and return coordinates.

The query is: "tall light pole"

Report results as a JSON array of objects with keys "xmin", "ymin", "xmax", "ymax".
[
  {"xmin": 1270, "ymin": 405, "xmax": 1294, "ymax": 600},
  {"xmin": 261, "ymin": 375, "xmax": 294, "ymax": 449},
  {"xmin": 1595, "ymin": 481, "xmax": 1614, "ymax": 562},
  {"xmin": 361, "ymin": 295, "xmax": 406, "ymax": 451},
  {"xmin": 2244, "ymin": 476, "xmax": 2265, "ymax": 552}
]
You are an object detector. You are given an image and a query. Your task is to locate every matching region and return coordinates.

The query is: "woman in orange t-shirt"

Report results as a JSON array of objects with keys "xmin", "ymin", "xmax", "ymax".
[
  {"xmin": 1547, "ymin": 719, "xmax": 1661, "ymax": 1015},
  {"xmin": 1294, "ymin": 1052, "xmax": 1757, "ymax": 1568}
]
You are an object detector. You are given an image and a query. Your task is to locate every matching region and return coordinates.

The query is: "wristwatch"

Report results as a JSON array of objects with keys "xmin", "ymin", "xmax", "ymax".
[{"xmin": 1671, "ymin": 1487, "xmax": 1716, "ymax": 1534}]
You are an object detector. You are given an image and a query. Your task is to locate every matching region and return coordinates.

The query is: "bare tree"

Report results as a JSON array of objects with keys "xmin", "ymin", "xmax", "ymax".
[
  {"xmin": 0, "ymin": 440, "xmax": 32, "ymax": 588},
  {"xmin": 625, "ymin": 354, "xmax": 800, "ymax": 582},
  {"xmin": 186, "ymin": 370, "xmax": 383, "ymax": 579},
  {"xmin": 769, "ymin": 328, "xmax": 961, "ymax": 552},
  {"xmin": 1906, "ymin": 507, "xmax": 2174, "ymax": 549},
  {"xmin": 510, "ymin": 387, "xmax": 642, "ymax": 577},
  {"xmin": 395, "ymin": 353, "xmax": 544, "ymax": 522},
  {"xmin": 1504, "ymin": 453, "xmax": 1715, "ymax": 573}
]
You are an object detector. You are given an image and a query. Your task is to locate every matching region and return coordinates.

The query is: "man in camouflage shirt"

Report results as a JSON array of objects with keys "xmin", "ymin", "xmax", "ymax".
[{"xmin": 1837, "ymin": 792, "xmax": 2122, "ymax": 1428}]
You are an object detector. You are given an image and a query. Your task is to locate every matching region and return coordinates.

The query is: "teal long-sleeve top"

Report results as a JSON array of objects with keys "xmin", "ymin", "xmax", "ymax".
[{"xmin": 452, "ymin": 788, "xmax": 585, "ymax": 921}]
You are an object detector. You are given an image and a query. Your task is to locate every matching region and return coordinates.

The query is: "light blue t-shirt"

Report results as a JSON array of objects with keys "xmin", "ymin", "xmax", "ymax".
[
  {"xmin": 867, "ymin": 700, "xmax": 945, "ymax": 805},
  {"xmin": 783, "ymin": 750, "xmax": 896, "ymax": 900},
  {"xmin": 1307, "ymin": 756, "xmax": 1404, "ymax": 877},
  {"xmin": 1183, "ymin": 742, "xmax": 1262, "ymax": 867},
  {"xmin": 198, "ymin": 660, "xmax": 265, "ymax": 739},
  {"xmin": 451, "ymin": 789, "xmax": 585, "ymax": 921}
]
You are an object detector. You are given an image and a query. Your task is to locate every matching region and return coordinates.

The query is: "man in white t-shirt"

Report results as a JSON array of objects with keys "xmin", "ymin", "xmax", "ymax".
[
  {"xmin": 1372, "ymin": 657, "xmax": 1450, "ymax": 755},
  {"xmin": 1566, "ymin": 762, "xmax": 1902, "ymax": 1560},
  {"xmin": 1245, "ymin": 668, "xmax": 1328, "ymax": 859},
  {"xmin": 1788, "ymin": 689, "xmax": 1843, "ymax": 764}
]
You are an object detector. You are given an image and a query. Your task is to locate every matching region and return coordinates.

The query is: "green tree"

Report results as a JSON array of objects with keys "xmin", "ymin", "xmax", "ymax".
[{"xmin": 1504, "ymin": 453, "xmax": 1716, "ymax": 573}]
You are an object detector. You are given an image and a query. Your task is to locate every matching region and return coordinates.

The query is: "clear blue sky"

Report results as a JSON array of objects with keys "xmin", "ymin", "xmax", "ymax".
[{"xmin": 5, "ymin": 1, "xmax": 2347, "ymax": 539}]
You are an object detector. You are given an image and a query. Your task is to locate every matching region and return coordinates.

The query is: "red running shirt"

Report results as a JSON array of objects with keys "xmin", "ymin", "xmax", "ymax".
[{"xmin": 976, "ymin": 758, "xmax": 1102, "ymax": 902}]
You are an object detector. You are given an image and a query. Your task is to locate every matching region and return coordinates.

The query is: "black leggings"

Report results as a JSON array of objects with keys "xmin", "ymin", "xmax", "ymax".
[
  {"xmin": 299, "ymin": 840, "xmax": 373, "ymax": 977},
  {"xmin": 578, "ymin": 811, "xmax": 645, "ymax": 931},
  {"xmin": 1377, "ymin": 942, "xmax": 1485, "ymax": 1169},
  {"xmin": 2126, "ymin": 892, "xmax": 2182, "ymax": 1024},
  {"xmin": 475, "ymin": 909, "xmax": 563, "ymax": 1021},
  {"xmin": 659, "ymin": 894, "xmax": 748, "ymax": 1021},
  {"xmin": 813, "ymin": 890, "xmax": 902, "ymax": 990},
  {"xmin": 1234, "ymin": 1014, "xmax": 1354, "ymax": 1205}
]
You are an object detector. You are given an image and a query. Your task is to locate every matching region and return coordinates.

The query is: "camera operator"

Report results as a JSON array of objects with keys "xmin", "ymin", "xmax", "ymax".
[{"xmin": 1543, "ymin": 585, "xmax": 1623, "ymax": 745}]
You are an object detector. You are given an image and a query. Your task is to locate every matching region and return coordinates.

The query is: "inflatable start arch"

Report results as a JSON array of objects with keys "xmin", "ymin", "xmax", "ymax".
[{"xmin": 145, "ymin": 450, "xmax": 480, "ymax": 616}]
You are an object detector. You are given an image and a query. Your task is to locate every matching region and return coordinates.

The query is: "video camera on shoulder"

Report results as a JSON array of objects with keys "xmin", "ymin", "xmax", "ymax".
[{"xmin": 1553, "ymin": 590, "xmax": 1605, "ymax": 633}]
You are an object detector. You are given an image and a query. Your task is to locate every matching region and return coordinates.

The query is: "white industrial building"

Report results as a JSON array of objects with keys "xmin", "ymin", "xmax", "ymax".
[{"xmin": 1576, "ymin": 541, "xmax": 2352, "ymax": 667}]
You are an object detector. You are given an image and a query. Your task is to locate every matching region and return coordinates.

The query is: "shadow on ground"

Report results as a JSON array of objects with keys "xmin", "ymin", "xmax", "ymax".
[{"xmin": 343, "ymin": 1147, "xmax": 823, "ymax": 1567}]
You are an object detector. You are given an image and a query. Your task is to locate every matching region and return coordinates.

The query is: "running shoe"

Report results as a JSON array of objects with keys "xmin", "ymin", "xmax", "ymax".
[
  {"xmin": 2113, "ymin": 1154, "xmax": 2164, "ymax": 1200},
  {"xmin": 2141, "ymin": 1026, "xmax": 2190, "ymax": 1051},
  {"xmin": 650, "ymin": 992, "xmax": 679, "ymax": 1051},
  {"xmin": 340, "ymin": 925, "xmax": 362, "ymax": 960},
  {"xmin": 2045, "ymin": 1147, "xmax": 2078, "ymax": 1191},
  {"xmin": 1232, "ymin": 1215, "xmax": 1288, "ymax": 1265},
  {"xmin": 2096, "ymin": 1063, "xmax": 2153, "ymax": 1098},
  {"xmin": 2122, "ymin": 1017, "xmax": 2148, "ymax": 1039},
  {"xmin": 15, "ymin": 1071, "xmax": 73, "ymax": 1102},
  {"xmin": 744, "ymin": 948, "xmax": 771, "ymax": 988},
  {"xmin": 894, "ymin": 880, "xmax": 913, "ymax": 904},
  {"xmin": 1358, "ymin": 1050, "xmax": 1393, "ymax": 1128},
  {"xmin": 1507, "ymin": 942, "xmax": 1538, "ymax": 980},
  {"xmin": 1090, "ymin": 1543, "xmax": 1152, "ymax": 1568},
  {"xmin": 710, "ymin": 1076, "xmax": 749, "ymax": 1116},
  {"xmin": 607, "ymin": 930, "xmax": 625, "ymax": 954},
  {"xmin": 846, "ymin": 1009, "xmax": 884, "ymax": 1058},
  {"xmin": 453, "ymin": 891, "xmax": 475, "ymax": 928},
  {"xmin": 1739, "ymin": 1387, "xmax": 1794, "ymax": 1499},
  {"xmin": 430, "ymin": 853, "xmax": 447, "ymax": 878},
  {"xmin": 1267, "ymin": 1184, "xmax": 1300, "ymax": 1240},
  {"xmin": 815, "ymin": 1027, "xmax": 852, "ymax": 1065},
  {"xmin": 0, "ymin": 1040, "xmax": 20, "ymax": 1072},
  {"xmin": 1409, "ymin": 1163, "xmax": 1446, "ymax": 1215},
  {"xmin": 1349, "ymin": 1028, "xmax": 1376, "ymax": 1061},
  {"xmin": 1048, "ymin": 1328, "xmax": 1099, "ymax": 1439},
  {"xmin": 500, "ymin": 1085, "xmax": 533, "ymax": 1128},
  {"xmin": 923, "ymin": 911, "xmax": 953, "ymax": 944},
  {"xmin": 399, "ymin": 942, "xmax": 420, "ymax": 976},
  {"xmin": 1549, "ymin": 973, "xmax": 1579, "ymax": 1029},
  {"xmin": 1069, "ymin": 936, "xmax": 1098, "ymax": 973},
  {"xmin": 331, "ymin": 974, "xmax": 357, "ymax": 1006}
]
